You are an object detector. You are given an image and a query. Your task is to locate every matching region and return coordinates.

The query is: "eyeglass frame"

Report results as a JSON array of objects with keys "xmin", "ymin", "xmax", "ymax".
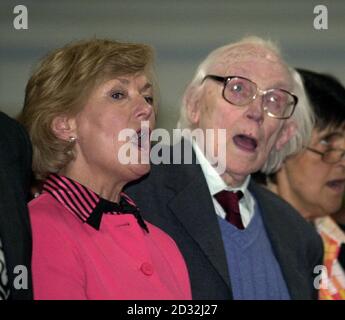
[
  {"xmin": 202, "ymin": 74, "xmax": 298, "ymax": 120},
  {"xmin": 305, "ymin": 146, "xmax": 345, "ymax": 164}
]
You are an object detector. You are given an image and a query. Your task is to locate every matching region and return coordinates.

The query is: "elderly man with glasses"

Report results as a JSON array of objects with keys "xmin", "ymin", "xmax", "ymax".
[{"xmin": 126, "ymin": 37, "xmax": 323, "ymax": 300}]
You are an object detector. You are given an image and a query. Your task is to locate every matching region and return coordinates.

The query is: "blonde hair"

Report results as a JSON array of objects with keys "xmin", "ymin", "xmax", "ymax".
[
  {"xmin": 177, "ymin": 36, "xmax": 314, "ymax": 173},
  {"xmin": 19, "ymin": 39, "xmax": 158, "ymax": 180}
]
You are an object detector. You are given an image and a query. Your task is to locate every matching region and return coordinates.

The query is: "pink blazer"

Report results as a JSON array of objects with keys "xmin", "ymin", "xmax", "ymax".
[{"xmin": 29, "ymin": 193, "xmax": 192, "ymax": 300}]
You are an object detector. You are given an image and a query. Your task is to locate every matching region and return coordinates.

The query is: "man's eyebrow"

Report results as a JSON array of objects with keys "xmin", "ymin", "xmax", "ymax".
[{"xmin": 269, "ymin": 81, "xmax": 291, "ymax": 90}]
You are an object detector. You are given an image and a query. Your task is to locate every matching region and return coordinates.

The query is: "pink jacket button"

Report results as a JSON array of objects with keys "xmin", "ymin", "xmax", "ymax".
[{"xmin": 140, "ymin": 262, "xmax": 154, "ymax": 276}]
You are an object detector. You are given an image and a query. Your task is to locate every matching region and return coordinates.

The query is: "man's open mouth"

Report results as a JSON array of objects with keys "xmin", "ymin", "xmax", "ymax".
[{"xmin": 233, "ymin": 134, "xmax": 258, "ymax": 152}]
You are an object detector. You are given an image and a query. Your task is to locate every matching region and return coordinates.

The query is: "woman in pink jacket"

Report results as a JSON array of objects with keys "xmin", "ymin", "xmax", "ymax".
[{"xmin": 20, "ymin": 39, "xmax": 191, "ymax": 300}]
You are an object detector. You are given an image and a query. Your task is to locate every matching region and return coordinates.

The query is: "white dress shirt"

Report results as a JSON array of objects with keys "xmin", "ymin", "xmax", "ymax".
[{"xmin": 192, "ymin": 140, "xmax": 255, "ymax": 228}]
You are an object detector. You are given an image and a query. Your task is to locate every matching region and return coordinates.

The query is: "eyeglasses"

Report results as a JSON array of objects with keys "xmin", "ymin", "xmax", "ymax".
[
  {"xmin": 203, "ymin": 75, "xmax": 298, "ymax": 119},
  {"xmin": 306, "ymin": 147, "xmax": 345, "ymax": 164}
]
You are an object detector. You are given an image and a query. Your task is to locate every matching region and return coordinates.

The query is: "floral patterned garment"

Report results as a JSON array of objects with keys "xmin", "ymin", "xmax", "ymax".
[{"xmin": 315, "ymin": 216, "xmax": 345, "ymax": 300}]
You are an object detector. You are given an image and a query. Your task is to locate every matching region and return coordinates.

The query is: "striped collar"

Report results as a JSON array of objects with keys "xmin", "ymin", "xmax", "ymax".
[{"xmin": 42, "ymin": 173, "xmax": 149, "ymax": 232}]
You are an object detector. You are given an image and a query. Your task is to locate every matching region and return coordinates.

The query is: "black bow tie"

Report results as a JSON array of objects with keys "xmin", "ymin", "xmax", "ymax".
[{"xmin": 86, "ymin": 196, "xmax": 149, "ymax": 232}]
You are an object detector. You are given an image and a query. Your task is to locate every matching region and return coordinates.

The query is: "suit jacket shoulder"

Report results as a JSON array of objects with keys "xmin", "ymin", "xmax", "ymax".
[
  {"xmin": 249, "ymin": 181, "xmax": 323, "ymax": 299},
  {"xmin": 0, "ymin": 112, "xmax": 33, "ymax": 299},
  {"xmin": 126, "ymin": 142, "xmax": 323, "ymax": 299},
  {"xmin": 126, "ymin": 157, "xmax": 233, "ymax": 299}
]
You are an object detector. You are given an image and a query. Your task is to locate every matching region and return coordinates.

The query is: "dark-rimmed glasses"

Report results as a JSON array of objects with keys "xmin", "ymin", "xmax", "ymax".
[
  {"xmin": 306, "ymin": 147, "xmax": 345, "ymax": 164},
  {"xmin": 203, "ymin": 75, "xmax": 298, "ymax": 119}
]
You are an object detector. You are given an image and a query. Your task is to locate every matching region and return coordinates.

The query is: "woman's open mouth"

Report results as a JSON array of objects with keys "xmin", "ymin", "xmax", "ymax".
[
  {"xmin": 326, "ymin": 179, "xmax": 345, "ymax": 193},
  {"xmin": 134, "ymin": 128, "xmax": 151, "ymax": 150}
]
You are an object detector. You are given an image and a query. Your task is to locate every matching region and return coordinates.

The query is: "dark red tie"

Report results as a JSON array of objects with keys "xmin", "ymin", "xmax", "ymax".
[{"xmin": 215, "ymin": 190, "xmax": 244, "ymax": 229}]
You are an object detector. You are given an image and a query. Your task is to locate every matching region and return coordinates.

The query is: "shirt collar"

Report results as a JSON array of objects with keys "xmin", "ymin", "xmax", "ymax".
[
  {"xmin": 42, "ymin": 173, "xmax": 148, "ymax": 232},
  {"xmin": 192, "ymin": 140, "xmax": 251, "ymax": 195},
  {"xmin": 192, "ymin": 139, "xmax": 253, "ymax": 216}
]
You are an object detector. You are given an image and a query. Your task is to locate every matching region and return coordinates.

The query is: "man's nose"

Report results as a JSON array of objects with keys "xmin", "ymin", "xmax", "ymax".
[{"xmin": 244, "ymin": 95, "xmax": 264, "ymax": 124}]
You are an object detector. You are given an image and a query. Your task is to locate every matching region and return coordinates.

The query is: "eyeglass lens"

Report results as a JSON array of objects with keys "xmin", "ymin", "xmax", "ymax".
[
  {"xmin": 224, "ymin": 77, "xmax": 294, "ymax": 118},
  {"xmin": 323, "ymin": 149, "xmax": 345, "ymax": 163}
]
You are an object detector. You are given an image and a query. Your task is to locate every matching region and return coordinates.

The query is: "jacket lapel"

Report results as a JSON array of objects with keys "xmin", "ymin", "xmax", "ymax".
[
  {"xmin": 249, "ymin": 181, "xmax": 311, "ymax": 299},
  {"xmin": 164, "ymin": 142, "xmax": 232, "ymax": 292}
]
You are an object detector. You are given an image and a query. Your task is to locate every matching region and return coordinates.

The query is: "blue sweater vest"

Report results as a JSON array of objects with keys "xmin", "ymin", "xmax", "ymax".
[{"xmin": 218, "ymin": 201, "xmax": 290, "ymax": 300}]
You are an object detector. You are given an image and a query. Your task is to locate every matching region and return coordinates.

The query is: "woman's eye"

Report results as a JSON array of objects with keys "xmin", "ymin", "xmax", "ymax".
[
  {"xmin": 319, "ymin": 139, "xmax": 331, "ymax": 150},
  {"xmin": 320, "ymin": 139, "xmax": 329, "ymax": 145},
  {"xmin": 144, "ymin": 96, "xmax": 154, "ymax": 105},
  {"xmin": 111, "ymin": 92, "xmax": 125, "ymax": 100}
]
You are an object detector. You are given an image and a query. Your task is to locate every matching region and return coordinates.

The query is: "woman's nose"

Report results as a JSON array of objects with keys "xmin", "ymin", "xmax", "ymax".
[{"xmin": 134, "ymin": 95, "xmax": 153, "ymax": 120}]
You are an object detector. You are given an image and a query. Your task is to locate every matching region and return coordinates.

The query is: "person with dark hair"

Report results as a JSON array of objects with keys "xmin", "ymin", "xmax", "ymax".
[
  {"xmin": 20, "ymin": 39, "xmax": 191, "ymax": 300},
  {"xmin": 127, "ymin": 37, "xmax": 323, "ymax": 300},
  {"xmin": 0, "ymin": 111, "xmax": 33, "ymax": 300},
  {"xmin": 262, "ymin": 69, "xmax": 345, "ymax": 299}
]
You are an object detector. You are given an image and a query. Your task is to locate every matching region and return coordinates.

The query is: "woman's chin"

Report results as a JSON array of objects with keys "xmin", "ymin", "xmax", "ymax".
[{"xmin": 127, "ymin": 163, "xmax": 151, "ymax": 180}]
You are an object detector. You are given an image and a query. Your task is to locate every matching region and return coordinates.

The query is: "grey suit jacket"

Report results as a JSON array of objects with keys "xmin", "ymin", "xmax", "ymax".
[
  {"xmin": 126, "ymin": 142, "xmax": 323, "ymax": 300},
  {"xmin": 0, "ymin": 112, "xmax": 33, "ymax": 300}
]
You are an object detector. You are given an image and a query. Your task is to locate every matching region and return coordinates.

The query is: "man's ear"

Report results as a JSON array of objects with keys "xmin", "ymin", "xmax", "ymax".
[
  {"xmin": 275, "ymin": 120, "xmax": 297, "ymax": 151},
  {"xmin": 51, "ymin": 115, "xmax": 77, "ymax": 141},
  {"xmin": 185, "ymin": 86, "xmax": 201, "ymax": 125}
]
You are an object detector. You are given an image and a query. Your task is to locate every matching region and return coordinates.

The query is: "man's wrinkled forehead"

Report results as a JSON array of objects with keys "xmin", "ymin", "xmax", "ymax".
[
  {"xmin": 218, "ymin": 43, "xmax": 282, "ymax": 64},
  {"xmin": 213, "ymin": 44, "xmax": 292, "ymax": 87}
]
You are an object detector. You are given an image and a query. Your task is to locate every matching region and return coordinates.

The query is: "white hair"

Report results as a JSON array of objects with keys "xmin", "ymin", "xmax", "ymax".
[
  {"xmin": 177, "ymin": 36, "xmax": 314, "ymax": 174},
  {"xmin": 260, "ymin": 68, "xmax": 314, "ymax": 173}
]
